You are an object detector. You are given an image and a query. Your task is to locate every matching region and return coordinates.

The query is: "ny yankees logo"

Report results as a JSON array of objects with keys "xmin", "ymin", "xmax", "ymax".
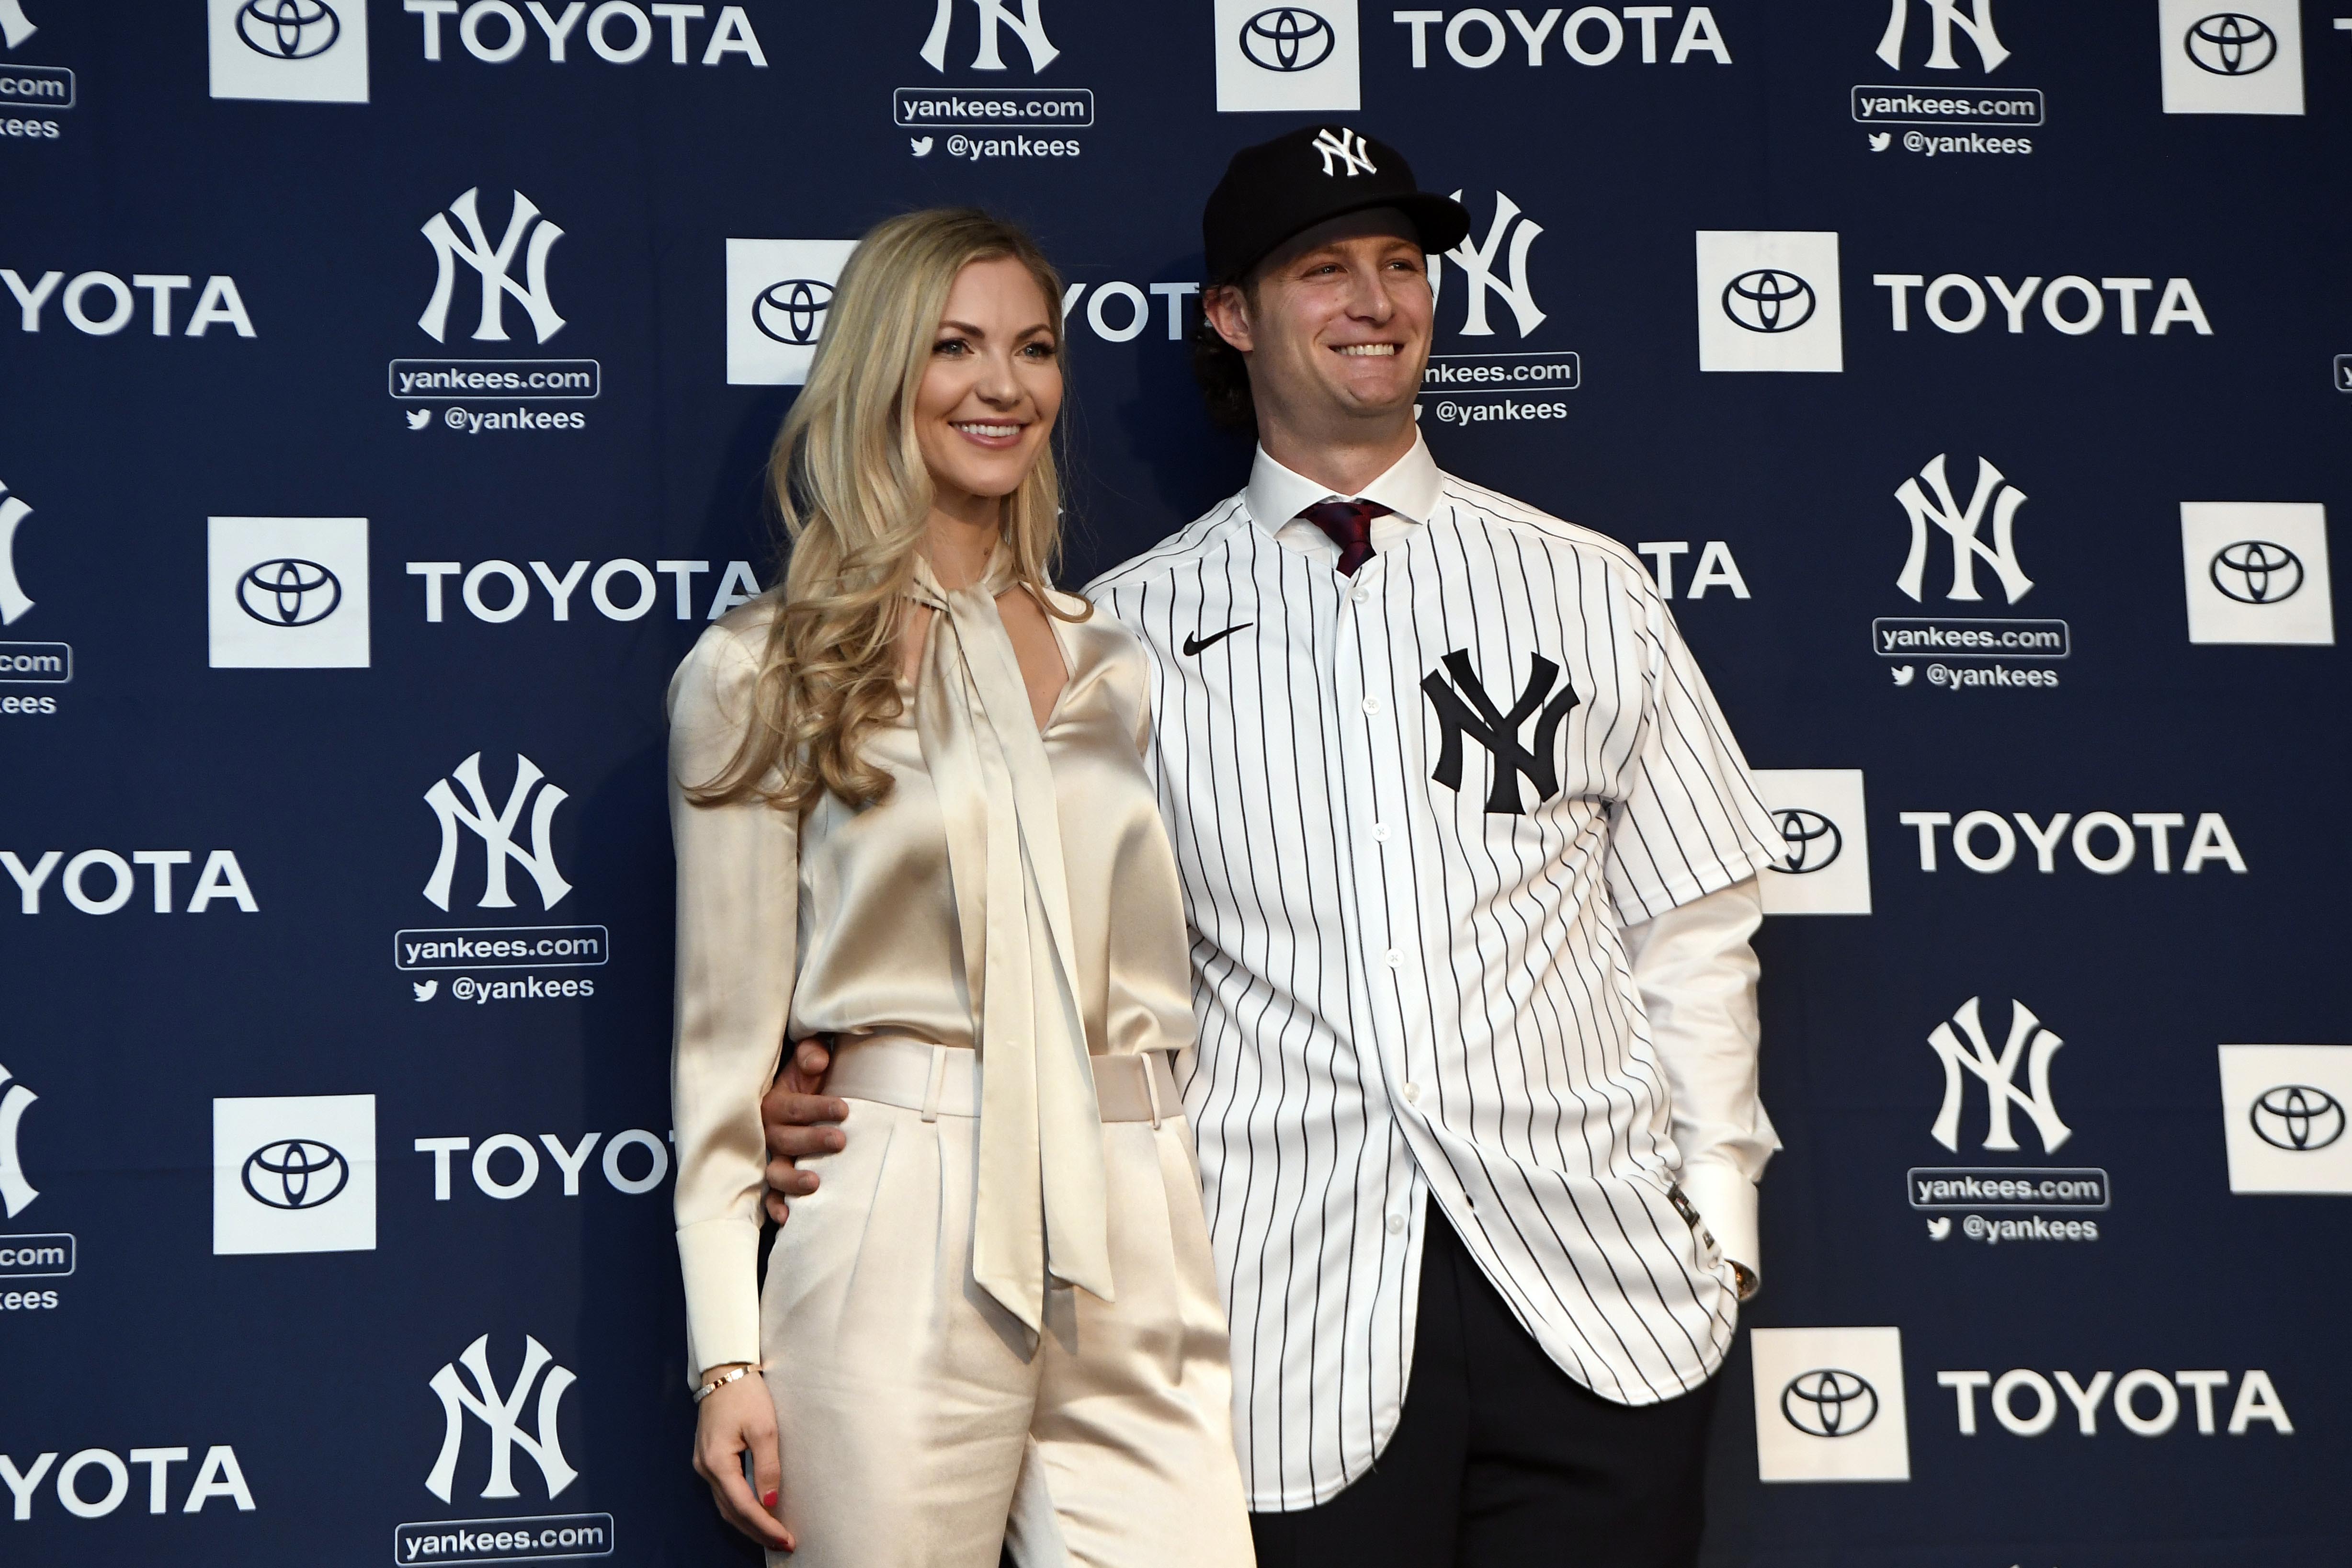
[
  {"xmin": 1311, "ymin": 126, "xmax": 1376, "ymax": 177},
  {"xmin": 422, "ymin": 751, "xmax": 572, "ymax": 912},
  {"xmin": 419, "ymin": 188, "xmax": 566, "ymax": 346},
  {"xmin": 1421, "ymin": 649, "xmax": 1580, "ymax": 814},
  {"xmin": 425, "ymin": 1333, "xmax": 578, "ymax": 1502},
  {"xmin": 1927, "ymin": 996, "xmax": 2069, "ymax": 1154}
]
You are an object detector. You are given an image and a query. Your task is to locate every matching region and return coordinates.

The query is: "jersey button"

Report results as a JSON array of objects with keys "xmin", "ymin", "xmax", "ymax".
[
  {"xmin": 1384, "ymin": 948, "xmax": 1404, "ymax": 967},
  {"xmin": 1372, "ymin": 823, "xmax": 1391, "ymax": 842},
  {"xmin": 1402, "ymin": 1081, "xmax": 1420, "ymax": 1104},
  {"xmin": 1386, "ymin": 1213, "xmax": 1406, "ymax": 1235},
  {"xmin": 1362, "ymin": 696, "xmax": 1382, "ymax": 716},
  {"xmin": 1351, "ymin": 587, "xmax": 1371, "ymax": 604}
]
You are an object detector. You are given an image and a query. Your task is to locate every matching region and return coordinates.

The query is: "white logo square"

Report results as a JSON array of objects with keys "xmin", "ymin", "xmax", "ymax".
[
  {"xmin": 726, "ymin": 239, "xmax": 859, "ymax": 386},
  {"xmin": 207, "ymin": 0, "xmax": 370, "ymax": 104},
  {"xmin": 1215, "ymin": 1, "xmax": 1361, "ymax": 113},
  {"xmin": 1695, "ymin": 231, "xmax": 1843, "ymax": 373},
  {"xmin": 1752, "ymin": 769, "xmax": 1872, "ymax": 916},
  {"xmin": 2159, "ymin": 0, "xmax": 2302, "ymax": 115},
  {"xmin": 1750, "ymin": 1326, "xmax": 1911, "ymax": 1482},
  {"xmin": 213, "ymin": 1094, "xmax": 377, "ymax": 1254},
  {"xmin": 2217, "ymin": 1045, "xmax": 2352, "ymax": 1194},
  {"xmin": 2181, "ymin": 502, "xmax": 2332, "ymax": 645},
  {"xmin": 208, "ymin": 517, "xmax": 371, "ymax": 668}
]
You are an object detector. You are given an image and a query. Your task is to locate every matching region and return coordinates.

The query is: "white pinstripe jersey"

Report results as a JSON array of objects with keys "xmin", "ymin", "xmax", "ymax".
[{"xmin": 1086, "ymin": 441, "xmax": 1783, "ymax": 1511}]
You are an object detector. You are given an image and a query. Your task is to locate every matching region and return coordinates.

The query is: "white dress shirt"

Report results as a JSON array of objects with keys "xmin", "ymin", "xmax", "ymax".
[{"xmin": 1087, "ymin": 435, "xmax": 1783, "ymax": 1510}]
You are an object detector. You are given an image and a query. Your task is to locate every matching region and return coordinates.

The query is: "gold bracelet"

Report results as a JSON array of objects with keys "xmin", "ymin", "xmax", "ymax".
[{"xmin": 692, "ymin": 1365, "xmax": 755, "ymax": 1404}]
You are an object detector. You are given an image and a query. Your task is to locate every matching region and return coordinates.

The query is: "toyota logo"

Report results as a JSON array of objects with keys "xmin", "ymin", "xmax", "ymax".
[
  {"xmin": 1722, "ymin": 269, "xmax": 1816, "ymax": 334},
  {"xmin": 1241, "ymin": 7, "xmax": 1336, "ymax": 72},
  {"xmin": 2185, "ymin": 13, "xmax": 2276, "ymax": 75},
  {"xmin": 1771, "ymin": 808, "xmax": 1842, "ymax": 875},
  {"xmin": 2250, "ymin": 1085, "xmax": 2346, "ymax": 1152},
  {"xmin": 242, "ymin": 1139, "xmax": 350, "ymax": 1210},
  {"xmin": 1781, "ymin": 1369, "xmax": 1878, "ymax": 1438},
  {"xmin": 237, "ymin": 0, "xmax": 341, "ymax": 59},
  {"xmin": 236, "ymin": 558, "xmax": 343, "ymax": 627},
  {"xmin": 754, "ymin": 278, "xmax": 835, "ymax": 346},
  {"xmin": 2209, "ymin": 540, "xmax": 2303, "ymax": 605}
]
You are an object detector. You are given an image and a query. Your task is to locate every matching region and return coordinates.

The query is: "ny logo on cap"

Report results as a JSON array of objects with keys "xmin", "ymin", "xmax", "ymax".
[{"xmin": 1312, "ymin": 126, "xmax": 1376, "ymax": 177}]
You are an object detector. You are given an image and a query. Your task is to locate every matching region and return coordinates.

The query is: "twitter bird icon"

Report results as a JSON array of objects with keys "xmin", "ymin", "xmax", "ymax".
[
  {"xmin": 1926, "ymin": 1217, "xmax": 1952, "ymax": 1240},
  {"xmin": 1868, "ymin": 132, "xmax": 1891, "ymax": 152},
  {"xmin": 406, "ymin": 409, "xmax": 432, "ymax": 430},
  {"xmin": 910, "ymin": 136, "xmax": 934, "ymax": 157},
  {"xmin": 1891, "ymin": 665, "xmax": 1916, "ymax": 687},
  {"xmin": 412, "ymin": 980, "xmax": 439, "ymax": 1001}
]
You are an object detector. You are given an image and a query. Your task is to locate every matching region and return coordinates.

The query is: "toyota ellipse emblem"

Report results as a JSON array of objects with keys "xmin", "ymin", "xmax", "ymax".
[
  {"xmin": 237, "ymin": 0, "xmax": 342, "ymax": 59},
  {"xmin": 754, "ymin": 278, "xmax": 835, "ymax": 346},
  {"xmin": 1241, "ymin": 7, "xmax": 1336, "ymax": 72},
  {"xmin": 237, "ymin": 558, "xmax": 343, "ymax": 627},
  {"xmin": 2209, "ymin": 540, "xmax": 2302, "ymax": 605},
  {"xmin": 242, "ymin": 1139, "xmax": 351, "ymax": 1210},
  {"xmin": 1771, "ymin": 808, "xmax": 1842, "ymax": 875},
  {"xmin": 2185, "ymin": 13, "xmax": 2276, "ymax": 75},
  {"xmin": 1782, "ymin": 1369, "xmax": 1878, "ymax": 1437},
  {"xmin": 1722, "ymin": 269, "xmax": 1816, "ymax": 334},
  {"xmin": 2250, "ymin": 1085, "xmax": 2345, "ymax": 1152}
]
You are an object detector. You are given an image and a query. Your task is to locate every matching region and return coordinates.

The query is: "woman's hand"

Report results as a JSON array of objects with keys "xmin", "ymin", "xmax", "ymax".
[{"xmin": 692, "ymin": 1368, "xmax": 794, "ymax": 1552}]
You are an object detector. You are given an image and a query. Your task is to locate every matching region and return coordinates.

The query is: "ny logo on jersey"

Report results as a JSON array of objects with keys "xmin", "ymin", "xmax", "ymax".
[
  {"xmin": 425, "ymin": 1333, "xmax": 578, "ymax": 1502},
  {"xmin": 421, "ymin": 752, "xmax": 573, "ymax": 912},
  {"xmin": 1875, "ymin": 0, "xmax": 2008, "ymax": 72},
  {"xmin": 1893, "ymin": 453, "xmax": 2032, "ymax": 604},
  {"xmin": 919, "ymin": 0, "xmax": 1058, "ymax": 72},
  {"xmin": 1433, "ymin": 190, "xmax": 1545, "ymax": 338},
  {"xmin": 1927, "ymin": 996, "xmax": 2070, "ymax": 1154},
  {"xmin": 419, "ymin": 188, "xmax": 567, "ymax": 345},
  {"xmin": 1312, "ymin": 126, "xmax": 1376, "ymax": 177},
  {"xmin": 1421, "ymin": 649, "xmax": 1581, "ymax": 815}
]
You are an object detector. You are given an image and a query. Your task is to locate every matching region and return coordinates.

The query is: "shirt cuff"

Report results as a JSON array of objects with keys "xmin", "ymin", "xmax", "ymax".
[
  {"xmin": 1680, "ymin": 1161, "xmax": 1760, "ymax": 1281},
  {"xmin": 678, "ymin": 1217, "xmax": 762, "ymax": 1385}
]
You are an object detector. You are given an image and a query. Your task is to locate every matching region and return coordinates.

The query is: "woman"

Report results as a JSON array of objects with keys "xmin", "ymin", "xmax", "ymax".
[{"xmin": 667, "ymin": 208, "xmax": 1255, "ymax": 1568}]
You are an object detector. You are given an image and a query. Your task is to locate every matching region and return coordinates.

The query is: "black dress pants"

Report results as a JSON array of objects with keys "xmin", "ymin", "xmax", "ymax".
[{"xmin": 1247, "ymin": 1209, "xmax": 1724, "ymax": 1568}]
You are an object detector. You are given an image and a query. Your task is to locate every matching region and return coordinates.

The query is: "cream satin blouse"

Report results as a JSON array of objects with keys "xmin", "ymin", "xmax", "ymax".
[{"xmin": 667, "ymin": 557, "xmax": 1199, "ymax": 1376}]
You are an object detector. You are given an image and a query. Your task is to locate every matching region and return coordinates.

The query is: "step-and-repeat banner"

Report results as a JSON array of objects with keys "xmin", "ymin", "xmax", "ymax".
[{"xmin": 3, "ymin": 2, "xmax": 2346, "ymax": 1564}]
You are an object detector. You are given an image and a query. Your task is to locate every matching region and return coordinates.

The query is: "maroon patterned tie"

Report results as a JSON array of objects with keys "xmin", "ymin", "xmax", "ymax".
[{"xmin": 1299, "ymin": 499, "xmax": 1389, "ymax": 578}]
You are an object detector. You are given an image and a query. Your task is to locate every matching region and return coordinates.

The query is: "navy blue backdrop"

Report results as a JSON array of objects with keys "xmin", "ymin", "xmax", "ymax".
[{"xmin": 3, "ymin": 2, "xmax": 2348, "ymax": 1564}]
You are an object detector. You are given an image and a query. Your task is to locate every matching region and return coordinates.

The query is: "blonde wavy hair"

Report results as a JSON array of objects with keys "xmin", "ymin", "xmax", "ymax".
[{"xmin": 692, "ymin": 208, "xmax": 1081, "ymax": 813}]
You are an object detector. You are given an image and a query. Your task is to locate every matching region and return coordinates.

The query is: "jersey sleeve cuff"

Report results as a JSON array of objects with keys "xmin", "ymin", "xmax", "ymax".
[{"xmin": 1681, "ymin": 1161, "xmax": 1760, "ymax": 1279}]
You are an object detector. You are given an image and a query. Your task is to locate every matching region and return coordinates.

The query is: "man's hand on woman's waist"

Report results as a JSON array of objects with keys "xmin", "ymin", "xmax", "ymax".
[{"xmin": 761, "ymin": 1037, "xmax": 849, "ymax": 1224}]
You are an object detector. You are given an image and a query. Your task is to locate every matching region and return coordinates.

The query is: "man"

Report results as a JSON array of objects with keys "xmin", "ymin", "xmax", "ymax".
[{"xmin": 764, "ymin": 126, "xmax": 1784, "ymax": 1567}]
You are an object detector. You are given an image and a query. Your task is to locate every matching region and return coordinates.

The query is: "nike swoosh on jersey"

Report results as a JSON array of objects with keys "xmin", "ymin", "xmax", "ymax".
[{"xmin": 1182, "ymin": 623, "xmax": 1254, "ymax": 656}]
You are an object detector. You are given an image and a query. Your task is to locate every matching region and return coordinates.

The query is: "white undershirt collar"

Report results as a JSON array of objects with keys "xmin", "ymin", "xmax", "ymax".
[{"xmin": 1243, "ymin": 430, "xmax": 1443, "ymax": 545}]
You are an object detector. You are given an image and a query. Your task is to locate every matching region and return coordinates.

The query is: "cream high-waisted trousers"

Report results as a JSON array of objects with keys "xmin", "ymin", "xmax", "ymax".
[{"xmin": 760, "ymin": 1042, "xmax": 1257, "ymax": 1568}]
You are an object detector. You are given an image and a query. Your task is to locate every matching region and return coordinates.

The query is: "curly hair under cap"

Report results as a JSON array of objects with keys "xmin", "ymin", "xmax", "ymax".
[{"xmin": 1190, "ymin": 291, "xmax": 1256, "ymax": 432}]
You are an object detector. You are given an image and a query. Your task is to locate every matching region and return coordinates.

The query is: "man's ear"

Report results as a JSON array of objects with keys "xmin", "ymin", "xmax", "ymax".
[{"xmin": 1201, "ymin": 282, "xmax": 1254, "ymax": 354}]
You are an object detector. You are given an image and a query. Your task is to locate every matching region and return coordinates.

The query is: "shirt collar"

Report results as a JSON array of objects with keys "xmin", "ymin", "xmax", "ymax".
[{"xmin": 1243, "ymin": 432, "xmax": 1443, "ymax": 535}]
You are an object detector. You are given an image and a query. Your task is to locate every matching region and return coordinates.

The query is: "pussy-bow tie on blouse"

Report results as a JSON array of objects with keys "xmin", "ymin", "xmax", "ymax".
[{"xmin": 906, "ymin": 551, "xmax": 1113, "ymax": 1336}]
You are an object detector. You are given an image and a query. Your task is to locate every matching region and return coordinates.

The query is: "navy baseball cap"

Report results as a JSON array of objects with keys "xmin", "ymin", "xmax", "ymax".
[{"xmin": 1202, "ymin": 125, "xmax": 1470, "ymax": 285}]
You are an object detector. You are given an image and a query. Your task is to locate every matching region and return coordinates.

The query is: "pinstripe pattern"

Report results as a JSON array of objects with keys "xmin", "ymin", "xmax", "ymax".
[{"xmin": 1088, "ymin": 460, "xmax": 1780, "ymax": 1512}]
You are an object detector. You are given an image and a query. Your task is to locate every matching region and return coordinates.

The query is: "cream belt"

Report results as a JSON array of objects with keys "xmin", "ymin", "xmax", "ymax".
[{"xmin": 829, "ymin": 1036, "xmax": 1178, "ymax": 1127}]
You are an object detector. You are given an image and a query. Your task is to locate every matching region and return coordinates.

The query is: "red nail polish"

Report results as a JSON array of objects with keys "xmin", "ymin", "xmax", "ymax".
[{"xmin": 762, "ymin": 1490, "xmax": 779, "ymax": 1510}]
